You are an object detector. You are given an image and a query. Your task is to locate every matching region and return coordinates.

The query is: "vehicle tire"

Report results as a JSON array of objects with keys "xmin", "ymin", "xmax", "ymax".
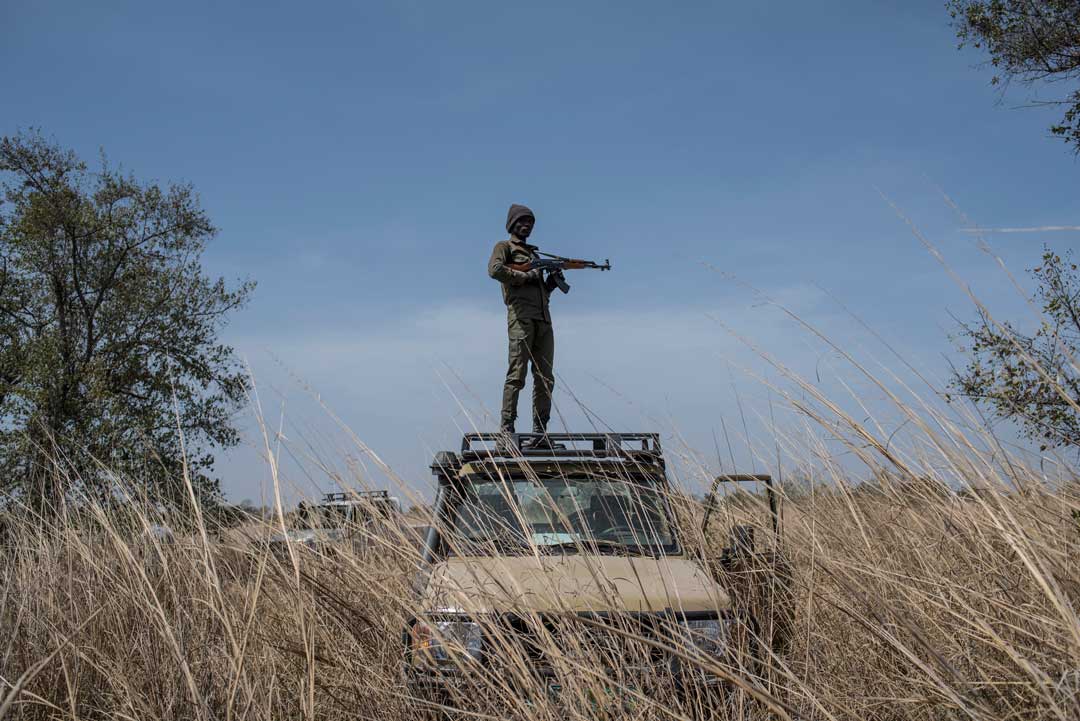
[
  {"xmin": 673, "ymin": 674, "xmax": 746, "ymax": 721},
  {"xmin": 407, "ymin": 682, "xmax": 452, "ymax": 721}
]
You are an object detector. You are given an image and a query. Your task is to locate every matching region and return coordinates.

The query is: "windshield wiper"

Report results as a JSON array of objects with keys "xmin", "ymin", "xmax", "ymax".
[
  {"xmin": 492, "ymin": 536, "xmax": 534, "ymax": 552},
  {"xmin": 541, "ymin": 540, "xmax": 652, "ymax": 557}
]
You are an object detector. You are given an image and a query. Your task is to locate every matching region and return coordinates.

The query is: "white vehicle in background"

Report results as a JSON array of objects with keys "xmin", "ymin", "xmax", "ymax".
[{"xmin": 267, "ymin": 490, "xmax": 402, "ymax": 554}]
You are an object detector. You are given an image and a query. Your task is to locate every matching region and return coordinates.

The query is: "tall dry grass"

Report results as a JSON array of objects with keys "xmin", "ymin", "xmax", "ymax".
[{"xmin": 0, "ymin": 452, "xmax": 1076, "ymax": 720}]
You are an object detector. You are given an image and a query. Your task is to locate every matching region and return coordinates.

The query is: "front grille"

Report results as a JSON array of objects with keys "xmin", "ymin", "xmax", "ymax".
[{"xmin": 487, "ymin": 613, "xmax": 672, "ymax": 676}]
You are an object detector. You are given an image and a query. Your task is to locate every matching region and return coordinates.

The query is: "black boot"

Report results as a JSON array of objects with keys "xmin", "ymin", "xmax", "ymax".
[{"xmin": 524, "ymin": 431, "xmax": 565, "ymax": 452}]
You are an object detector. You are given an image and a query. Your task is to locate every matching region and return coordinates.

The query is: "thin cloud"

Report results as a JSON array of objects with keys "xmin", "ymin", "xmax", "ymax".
[{"xmin": 960, "ymin": 226, "xmax": 1080, "ymax": 234}]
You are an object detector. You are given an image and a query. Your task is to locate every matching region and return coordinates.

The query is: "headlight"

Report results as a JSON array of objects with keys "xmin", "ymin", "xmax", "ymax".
[
  {"xmin": 410, "ymin": 619, "xmax": 483, "ymax": 665},
  {"xmin": 682, "ymin": 618, "xmax": 729, "ymax": 657}
]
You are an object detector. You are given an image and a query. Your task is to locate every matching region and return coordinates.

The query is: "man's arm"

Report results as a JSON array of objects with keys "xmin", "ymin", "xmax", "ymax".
[{"xmin": 488, "ymin": 241, "xmax": 531, "ymax": 286}]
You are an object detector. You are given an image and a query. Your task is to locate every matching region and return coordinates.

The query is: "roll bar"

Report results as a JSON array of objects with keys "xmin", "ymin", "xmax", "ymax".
[{"xmin": 701, "ymin": 474, "xmax": 780, "ymax": 541}]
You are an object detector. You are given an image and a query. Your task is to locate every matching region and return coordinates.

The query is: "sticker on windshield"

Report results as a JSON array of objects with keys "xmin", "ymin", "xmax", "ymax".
[{"xmin": 531, "ymin": 532, "xmax": 578, "ymax": 545}]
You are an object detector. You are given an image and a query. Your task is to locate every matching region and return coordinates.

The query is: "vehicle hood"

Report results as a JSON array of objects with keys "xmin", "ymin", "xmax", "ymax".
[
  {"xmin": 268, "ymin": 528, "xmax": 345, "ymax": 544},
  {"xmin": 421, "ymin": 555, "xmax": 729, "ymax": 615}
]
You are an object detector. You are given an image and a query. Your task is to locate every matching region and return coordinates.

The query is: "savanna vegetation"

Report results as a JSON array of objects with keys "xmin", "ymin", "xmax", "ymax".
[
  {"xmin": 3, "ymin": 6, "xmax": 1080, "ymax": 721},
  {"xmin": 950, "ymin": 0, "xmax": 1080, "ymax": 152},
  {"xmin": 0, "ymin": 424, "xmax": 1076, "ymax": 721},
  {"xmin": 0, "ymin": 131, "xmax": 252, "ymax": 513}
]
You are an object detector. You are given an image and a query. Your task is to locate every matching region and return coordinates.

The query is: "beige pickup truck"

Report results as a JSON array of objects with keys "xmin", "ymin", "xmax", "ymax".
[{"xmin": 403, "ymin": 433, "xmax": 786, "ymax": 714}]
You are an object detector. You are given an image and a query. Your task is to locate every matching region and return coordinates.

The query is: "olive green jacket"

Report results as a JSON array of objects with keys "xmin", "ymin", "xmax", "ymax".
[{"xmin": 488, "ymin": 239, "xmax": 557, "ymax": 323}]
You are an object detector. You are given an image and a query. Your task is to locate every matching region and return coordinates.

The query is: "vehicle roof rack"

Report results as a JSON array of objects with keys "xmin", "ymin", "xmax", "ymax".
[
  {"xmin": 458, "ymin": 432, "xmax": 662, "ymax": 462},
  {"xmin": 321, "ymin": 490, "xmax": 394, "ymax": 503}
]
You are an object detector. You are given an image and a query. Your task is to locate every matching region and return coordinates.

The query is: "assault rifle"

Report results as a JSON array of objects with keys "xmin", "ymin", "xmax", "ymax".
[{"xmin": 506, "ymin": 248, "xmax": 611, "ymax": 294}]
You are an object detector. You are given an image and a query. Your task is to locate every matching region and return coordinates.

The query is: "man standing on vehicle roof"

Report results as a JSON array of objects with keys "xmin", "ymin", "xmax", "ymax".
[{"xmin": 488, "ymin": 204, "xmax": 563, "ymax": 445}]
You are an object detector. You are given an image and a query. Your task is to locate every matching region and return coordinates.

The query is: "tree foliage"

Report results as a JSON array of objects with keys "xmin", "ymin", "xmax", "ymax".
[
  {"xmin": 0, "ymin": 131, "xmax": 253, "ymax": 511},
  {"xmin": 951, "ymin": 249, "xmax": 1080, "ymax": 450},
  {"xmin": 949, "ymin": 0, "xmax": 1080, "ymax": 151}
]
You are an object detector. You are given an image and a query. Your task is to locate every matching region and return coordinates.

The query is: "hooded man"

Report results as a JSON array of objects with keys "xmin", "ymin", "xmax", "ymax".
[{"xmin": 487, "ymin": 204, "xmax": 563, "ymax": 442}]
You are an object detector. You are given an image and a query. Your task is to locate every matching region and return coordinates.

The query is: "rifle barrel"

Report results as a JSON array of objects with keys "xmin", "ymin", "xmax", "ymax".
[{"xmin": 535, "ymin": 250, "xmax": 611, "ymax": 270}]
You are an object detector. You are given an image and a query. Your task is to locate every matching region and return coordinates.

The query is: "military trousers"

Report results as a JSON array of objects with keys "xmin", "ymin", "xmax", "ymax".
[{"xmin": 500, "ymin": 318, "xmax": 555, "ymax": 433}]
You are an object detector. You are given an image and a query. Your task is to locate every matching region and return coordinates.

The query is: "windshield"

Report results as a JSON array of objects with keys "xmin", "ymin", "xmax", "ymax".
[{"xmin": 447, "ymin": 474, "xmax": 677, "ymax": 555}]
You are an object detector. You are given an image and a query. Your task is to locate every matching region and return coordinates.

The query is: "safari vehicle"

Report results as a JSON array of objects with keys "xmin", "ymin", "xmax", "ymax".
[
  {"xmin": 403, "ymin": 432, "xmax": 792, "ymax": 712},
  {"xmin": 267, "ymin": 490, "xmax": 401, "ymax": 554}
]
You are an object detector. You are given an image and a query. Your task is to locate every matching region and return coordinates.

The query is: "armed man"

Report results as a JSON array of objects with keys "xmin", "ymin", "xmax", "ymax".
[
  {"xmin": 488, "ymin": 204, "xmax": 559, "ymax": 449},
  {"xmin": 488, "ymin": 204, "xmax": 610, "ymax": 450}
]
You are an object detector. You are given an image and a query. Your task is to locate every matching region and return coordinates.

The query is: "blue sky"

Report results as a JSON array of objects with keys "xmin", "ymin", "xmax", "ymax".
[{"xmin": 5, "ymin": 1, "xmax": 1079, "ymax": 503}]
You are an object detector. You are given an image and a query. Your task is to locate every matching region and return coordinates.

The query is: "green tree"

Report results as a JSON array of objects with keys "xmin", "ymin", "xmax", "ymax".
[
  {"xmin": 0, "ymin": 131, "xmax": 253, "ymax": 511},
  {"xmin": 949, "ymin": 1, "xmax": 1080, "ymax": 151},
  {"xmin": 951, "ymin": 248, "xmax": 1080, "ymax": 450}
]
